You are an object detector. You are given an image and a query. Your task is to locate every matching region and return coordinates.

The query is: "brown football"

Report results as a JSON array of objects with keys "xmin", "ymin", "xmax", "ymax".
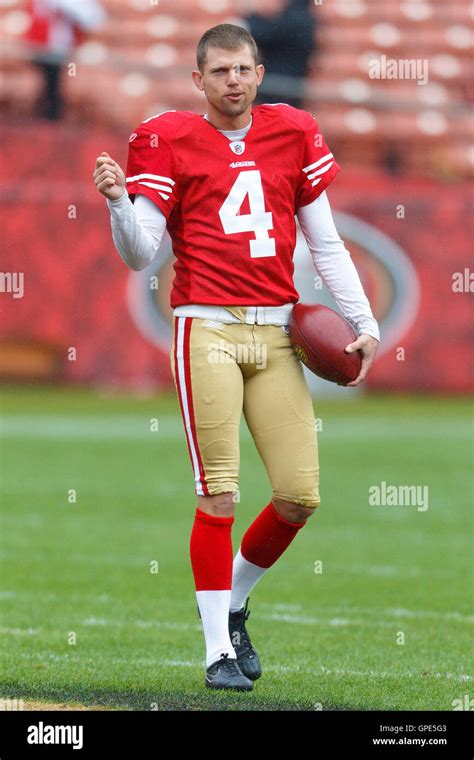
[{"xmin": 289, "ymin": 303, "xmax": 362, "ymax": 385}]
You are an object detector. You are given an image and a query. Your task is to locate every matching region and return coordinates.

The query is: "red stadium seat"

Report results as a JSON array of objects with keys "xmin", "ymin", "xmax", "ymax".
[{"xmin": 0, "ymin": 0, "xmax": 471, "ymax": 178}]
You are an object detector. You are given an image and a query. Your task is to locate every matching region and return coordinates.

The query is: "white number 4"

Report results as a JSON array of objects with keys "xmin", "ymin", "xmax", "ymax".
[{"xmin": 219, "ymin": 170, "xmax": 276, "ymax": 258}]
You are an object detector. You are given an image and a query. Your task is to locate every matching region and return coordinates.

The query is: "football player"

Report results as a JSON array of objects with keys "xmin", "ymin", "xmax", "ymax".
[{"xmin": 93, "ymin": 24, "xmax": 379, "ymax": 691}]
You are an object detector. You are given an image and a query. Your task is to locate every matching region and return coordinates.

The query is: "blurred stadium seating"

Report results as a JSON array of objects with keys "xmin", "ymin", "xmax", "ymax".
[{"xmin": 0, "ymin": 0, "xmax": 472, "ymax": 178}]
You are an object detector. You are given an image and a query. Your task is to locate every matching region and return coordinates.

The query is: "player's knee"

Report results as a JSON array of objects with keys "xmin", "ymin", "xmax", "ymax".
[
  {"xmin": 272, "ymin": 496, "xmax": 316, "ymax": 523},
  {"xmin": 196, "ymin": 492, "xmax": 235, "ymax": 518}
]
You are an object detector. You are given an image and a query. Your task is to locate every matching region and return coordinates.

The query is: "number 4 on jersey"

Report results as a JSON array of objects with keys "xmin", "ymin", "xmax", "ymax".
[{"xmin": 219, "ymin": 170, "xmax": 276, "ymax": 258}]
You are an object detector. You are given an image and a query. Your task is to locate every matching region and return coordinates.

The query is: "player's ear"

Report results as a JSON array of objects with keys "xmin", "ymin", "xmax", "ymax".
[
  {"xmin": 192, "ymin": 69, "xmax": 204, "ymax": 92},
  {"xmin": 256, "ymin": 63, "xmax": 265, "ymax": 86}
]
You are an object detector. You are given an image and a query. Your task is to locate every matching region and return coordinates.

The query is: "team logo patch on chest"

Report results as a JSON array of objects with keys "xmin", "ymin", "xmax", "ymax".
[{"xmin": 229, "ymin": 141, "xmax": 246, "ymax": 155}]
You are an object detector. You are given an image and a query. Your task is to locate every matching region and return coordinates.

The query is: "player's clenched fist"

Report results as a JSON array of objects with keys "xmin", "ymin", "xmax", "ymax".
[{"xmin": 93, "ymin": 152, "xmax": 126, "ymax": 201}]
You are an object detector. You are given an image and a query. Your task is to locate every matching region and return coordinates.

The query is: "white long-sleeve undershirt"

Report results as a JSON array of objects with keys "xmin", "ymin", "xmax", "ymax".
[
  {"xmin": 297, "ymin": 192, "xmax": 379, "ymax": 340},
  {"xmin": 107, "ymin": 191, "xmax": 165, "ymax": 271},
  {"xmin": 107, "ymin": 189, "xmax": 379, "ymax": 341}
]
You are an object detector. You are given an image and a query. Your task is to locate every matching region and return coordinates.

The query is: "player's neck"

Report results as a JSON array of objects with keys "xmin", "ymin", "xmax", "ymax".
[{"xmin": 204, "ymin": 104, "xmax": 253, "ymax": 132}]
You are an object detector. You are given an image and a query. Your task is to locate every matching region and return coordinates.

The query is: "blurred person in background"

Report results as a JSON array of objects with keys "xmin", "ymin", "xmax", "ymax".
[
  {"xmin": 240, "ymin": 0, "xmax": 316, "ymax": 108},
  {"xmin": 22, "ymin": 0, "xmax": 106, "ymax": 120}
]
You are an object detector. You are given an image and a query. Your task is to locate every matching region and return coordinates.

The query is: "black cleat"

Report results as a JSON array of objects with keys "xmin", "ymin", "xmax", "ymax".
[
  {"xmin": 205, "ymin": 653, "xmax": 253, "ymax": 691},
  {"xmin": 229, "ymin": 599, "xmax": 262, "ymax": 681}
]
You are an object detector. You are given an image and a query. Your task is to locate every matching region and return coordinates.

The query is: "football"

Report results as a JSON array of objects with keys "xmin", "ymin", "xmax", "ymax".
[{"xmin": 289, "ymin": 303, "xmax": 362, "ymax": 385}]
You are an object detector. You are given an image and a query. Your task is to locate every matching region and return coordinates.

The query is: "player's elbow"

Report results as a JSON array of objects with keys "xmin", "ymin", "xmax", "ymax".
[
  {"xmin": 117, "ymin": 250, "xmax": 153, "ymax": 271},
  {"xmin": 127, "ymin": 257, "xmax": 152, "ymax": 271}
]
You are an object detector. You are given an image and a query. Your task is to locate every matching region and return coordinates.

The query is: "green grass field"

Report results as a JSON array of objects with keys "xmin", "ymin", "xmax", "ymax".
[{"xmin": 0, "ymin": 387, "xmax": 472, "ymax": 711}]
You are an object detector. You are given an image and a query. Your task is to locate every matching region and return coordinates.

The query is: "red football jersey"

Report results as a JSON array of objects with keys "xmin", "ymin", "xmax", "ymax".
[{"xmin": 126, "ymin": 104, "xmax": 340, "ymax": 307}]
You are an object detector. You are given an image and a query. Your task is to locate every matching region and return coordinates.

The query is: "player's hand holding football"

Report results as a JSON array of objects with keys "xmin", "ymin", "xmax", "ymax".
[
  {"xmin": 344, "ymin": 334, "xmax": 379, "ymax": 387},
  {"xmin": 93, "ymin": 152, "xmax": 126, "ymax": 201}
]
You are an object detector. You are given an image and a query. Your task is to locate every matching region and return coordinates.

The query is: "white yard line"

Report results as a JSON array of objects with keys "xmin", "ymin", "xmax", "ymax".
[
  {"xmin": 260, "ymin": 603, "xmax": 473, "ymax": 624},
  {"xmin": 81, "ymin": 617, "xmax": 202, "ymax": 632},
  {"xmin": 0, "ymin": 416, "xmax": 186, "ymax": 440},
  {"xmin": 265, "ymin": 664, "xmax": 472, "ymax": 682},
  {"xmin": 0, "ymin": 415, "xmax": 470, "ymax": 440},
  {"xmin": 1, "ymin": 592, "xmax": 471, "ymax": 625},
  {"xmin": 260, "ymin": 613, "xmax": 397, "ymax": 628},
  {"xmin": 3, "ymin": 607, "xmax": 471, "ymax": 640},
  {"xmin": 319, "ymin": 607, "xmax": 473, "ymax": 624},
  {"xmin": 12, "ymin": 652, "xmax": 471, "ymax": 683},
  {"xmin": 0, "ymin": 590, "xmax": 113, "ymax": 602},
  {"xmin": 157, "ymin": 660, "xmax": 471, "ymax": 683}
]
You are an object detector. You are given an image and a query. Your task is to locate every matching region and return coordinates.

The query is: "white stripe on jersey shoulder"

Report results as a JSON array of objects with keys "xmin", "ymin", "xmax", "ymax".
[
  {"xmin": 134, "ymin": 181, "xmax": 171, "ymax": 199},
  {"xmin": 126, "ymin": 173, "xmax": 175, "ymax": 187},
  {"xmin": 142, "ymin": 110, "xmax": 177, "ymax": 124},
  {"xmin": 308, "ymin": 162, "xmax": 334, "ymax": 182},
  {"xmin": 134, "ymin": 181, "xmax": 172, "ymax": 193},
  {"xmin": 303, "ymin": 153, "xmax": 333, "ymax": 174}
]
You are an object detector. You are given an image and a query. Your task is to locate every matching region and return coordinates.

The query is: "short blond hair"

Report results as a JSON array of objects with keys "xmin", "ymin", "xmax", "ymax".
[{"xmin": 196, "ymin": 24, "xmax": 259, "ymax": 73}]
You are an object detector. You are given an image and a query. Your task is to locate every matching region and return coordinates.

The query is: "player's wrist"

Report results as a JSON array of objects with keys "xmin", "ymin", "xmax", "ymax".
[
  {"xmin": 358, "ymin": 328, "xmax": 380, "ymax": 342},
  {"xmin": 107, "ymin": 188, "xmax": 128, "ymax": 207}
]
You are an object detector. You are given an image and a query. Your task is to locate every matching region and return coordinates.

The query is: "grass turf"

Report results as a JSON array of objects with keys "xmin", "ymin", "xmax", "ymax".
[{"xmin": 0, "ymin": 387, "xmax": 472, "ymax": 711}]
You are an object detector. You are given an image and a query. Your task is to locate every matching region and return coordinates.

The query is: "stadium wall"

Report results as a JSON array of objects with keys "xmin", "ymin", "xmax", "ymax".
[{"xmin": 1, "ymin": 122, "xmax": 472, "ymax": 393}]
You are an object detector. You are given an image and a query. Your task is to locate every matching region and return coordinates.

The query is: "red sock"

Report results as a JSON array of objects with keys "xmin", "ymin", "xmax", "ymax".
[
  {"xmin": 190, "ymin": 508, "xmax": 234, "ymax": 591},
  {"xmin": 240, "ymin": 501, "xmax": 306, "ymax": 569}
]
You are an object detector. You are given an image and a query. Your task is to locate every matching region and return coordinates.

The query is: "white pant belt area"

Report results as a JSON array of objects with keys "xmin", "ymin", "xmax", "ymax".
[{"xmin": 173, "ymin": 303, "xmax": 294, "ymax": 326}]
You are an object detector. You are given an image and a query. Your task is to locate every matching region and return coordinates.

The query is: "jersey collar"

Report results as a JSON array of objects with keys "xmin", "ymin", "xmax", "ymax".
[{"xmin": 199, "ymin": 107, "xmax": 260, "ymax": 143}]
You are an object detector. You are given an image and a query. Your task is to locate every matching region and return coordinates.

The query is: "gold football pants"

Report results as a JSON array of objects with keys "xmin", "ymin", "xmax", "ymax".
[{"xmin": 170, "ymin": 316, "xmax": 320, "ymax": 508}]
